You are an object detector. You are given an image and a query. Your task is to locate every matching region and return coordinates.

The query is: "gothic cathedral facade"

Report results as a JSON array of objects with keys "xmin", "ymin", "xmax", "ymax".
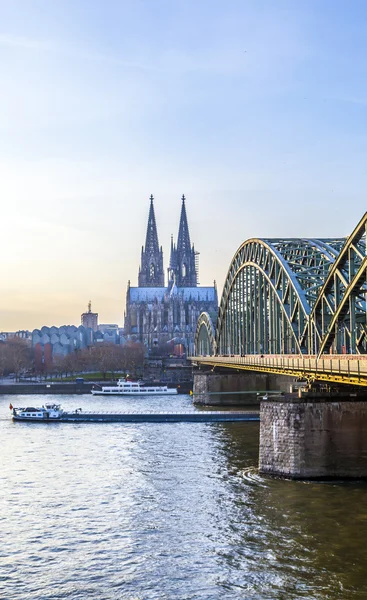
[{"xmin": 124, "ymin": 195, "xmax": 218, "ymax": 355}]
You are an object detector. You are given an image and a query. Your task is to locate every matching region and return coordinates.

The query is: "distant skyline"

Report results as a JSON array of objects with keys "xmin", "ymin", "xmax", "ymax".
[{"xmin": 1, "ymin": 0, "xmax": 367, "ymax": 330}]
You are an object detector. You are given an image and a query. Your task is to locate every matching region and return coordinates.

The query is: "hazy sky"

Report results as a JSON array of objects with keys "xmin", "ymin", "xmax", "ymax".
[{"xmin": 1, "ymin": 0, "xmax": 367, "ymax": 330}]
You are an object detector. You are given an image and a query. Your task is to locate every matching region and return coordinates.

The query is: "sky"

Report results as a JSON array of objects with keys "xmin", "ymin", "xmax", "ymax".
[{"xmin": 1, "ymin": 0, "xmax": 367, "ymax": 330}]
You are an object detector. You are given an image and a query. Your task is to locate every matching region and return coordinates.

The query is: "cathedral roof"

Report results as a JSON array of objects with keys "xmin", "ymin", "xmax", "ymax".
[{"xmin": 128, "ymin": 286, "xmax": 216, "ymax": 303}]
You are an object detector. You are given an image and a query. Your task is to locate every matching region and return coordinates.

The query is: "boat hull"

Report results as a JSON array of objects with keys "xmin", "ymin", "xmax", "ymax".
[
  {"xmin": 92, "ymin": 379, "xmax": 178, "ymax": 396},
  {"xmin": 13, "ymin": 411, "xmax": 259, "ymax": 423},
  {"xmin": 91, "ymin": 389, "xmax": 178, "ymax": 396},
  {"xmin": 12, "ymin": 416, "xmax": 62, "ymax": 421}
]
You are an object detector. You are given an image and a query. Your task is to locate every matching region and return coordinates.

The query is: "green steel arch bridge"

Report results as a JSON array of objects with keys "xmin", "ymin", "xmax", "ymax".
[{"xmin": 193, "ymin": 212, "xmax": 367, "ymax": 387}]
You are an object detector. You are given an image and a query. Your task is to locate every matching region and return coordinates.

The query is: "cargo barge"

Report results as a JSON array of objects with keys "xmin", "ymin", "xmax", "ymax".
[{"xmin": 10, "ymin": 403, "xmax": 259, "ymax": 423}]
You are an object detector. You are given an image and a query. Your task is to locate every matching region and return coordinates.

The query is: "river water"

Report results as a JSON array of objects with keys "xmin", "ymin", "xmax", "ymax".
[{"xmin": 1, "ymin": 393, "xmax": 367, "ymax": 599}]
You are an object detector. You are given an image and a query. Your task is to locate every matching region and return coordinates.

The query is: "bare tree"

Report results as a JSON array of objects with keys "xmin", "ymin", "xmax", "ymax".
[
  {"xmin": 121, "ymin": 342, "xmax": 145, "ymax": 376},
  {"xmin": 4, "ymin": 338, "xmax": 33, "ymax": 380},
  {"xmin": 0, "ymin": 343, "xmax": 6, "ymax": 378},
  {"xmin": 37, "ymin": 341, "xmax": 146, "ymax": 381},
  {"xmin": 62, "ymin": 352, "xmax": 78, "ymax": 377},
  {"xmin": 52, "ymin": 354, "xmax": 67, "ymax": 379},
  {"xmin": 89, "ymin": 344, "xmax": 123, "ymax": 379}
]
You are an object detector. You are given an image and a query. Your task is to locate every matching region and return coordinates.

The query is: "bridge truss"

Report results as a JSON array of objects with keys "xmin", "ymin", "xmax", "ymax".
[{"xmin": 195, "ymin": 213, "xmax": 367, "ymax": 357}]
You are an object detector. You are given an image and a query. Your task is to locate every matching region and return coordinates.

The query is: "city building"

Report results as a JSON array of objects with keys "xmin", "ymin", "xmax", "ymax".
[
  {"xmin": 32, "ymin": 324, "xmax": 95, "ymax": 370},
  {"xmin": 81, "ymin": 301, "xmax": 98, "ymax": 331},
  {"xmin": 98, "ymin": 324, "xmax": 120, "ymax": 345},
  {"xmin": 98, "ymin": 324, "xmax": 119, "ymax": 333},
  {"xmin": 0, "ymin": 330, "xmax": 31, "ymax": 342},
  {"xmin": 31, "ymin": 317, "xmax": 125, "ymax": 371},
  {"xmin": 124, "ymin": 194, "xmax": 218, "ymax": 355}
]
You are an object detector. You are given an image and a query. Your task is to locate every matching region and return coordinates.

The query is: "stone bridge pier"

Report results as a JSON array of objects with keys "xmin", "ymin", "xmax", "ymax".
[
  {"xmin": 260, "ymin": 399, "xmax": 367, "ymax": 479},
  {"xmin": 192, "ymin": 368, "xmax": 291, "ymax": 406}
]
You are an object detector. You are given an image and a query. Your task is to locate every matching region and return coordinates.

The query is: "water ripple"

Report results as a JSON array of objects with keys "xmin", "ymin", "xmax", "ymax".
[
  {"xmin": 240, "ymin": 466, "xmax": 268, "ymax": 487},
  {"xmin": 1, "ymin": 394, "xmax": 367, "ymax": 599}
]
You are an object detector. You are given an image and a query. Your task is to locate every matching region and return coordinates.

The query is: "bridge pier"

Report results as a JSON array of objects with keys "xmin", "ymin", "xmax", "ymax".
[
  {"xmin": 259, "ymin": 400, "xmax": 367, "ymax": 479},
  {"xmin": 193, "ymin": 369, "xmax": 291, "ymax": 406}
]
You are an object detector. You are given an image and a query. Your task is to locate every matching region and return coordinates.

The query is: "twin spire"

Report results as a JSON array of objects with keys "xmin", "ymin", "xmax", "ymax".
[
  {"xmin": 138, "ymin": 194, "xmax": 164, "ymax": 287},
  {"xmin": 176, "ymin": 194, "xmax": 191, "ymax": 256},
  {"xmin": 144, "ymin": 194, "xmax": 160, "ymax": 257},
  {"xmin": 138, "ymin": 194, "xmax": 198, "ymax": 288}
]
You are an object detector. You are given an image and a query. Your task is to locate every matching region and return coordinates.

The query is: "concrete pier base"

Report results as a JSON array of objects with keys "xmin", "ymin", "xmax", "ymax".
[
  {"xmin": 259, "ymin": 400, "xmax": 367, "ymax": 479},
  {"xmin": 193, "ymin": 370, "xmax": 291, "ymax": 406}
]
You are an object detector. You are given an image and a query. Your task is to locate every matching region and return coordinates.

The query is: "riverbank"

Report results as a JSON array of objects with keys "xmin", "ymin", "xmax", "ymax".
[
  {"xmin": 0, "ymin": 380, "xmax": 193, "ymax": 395},
  {"xmin": 0, "ymin": 382, "xmax": 93, "ymax": 394}
]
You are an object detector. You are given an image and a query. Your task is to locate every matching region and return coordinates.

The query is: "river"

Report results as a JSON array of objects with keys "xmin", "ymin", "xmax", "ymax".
[{"xmin": 1, "ymin": 393, "xmax": 367, "ymax": 599}]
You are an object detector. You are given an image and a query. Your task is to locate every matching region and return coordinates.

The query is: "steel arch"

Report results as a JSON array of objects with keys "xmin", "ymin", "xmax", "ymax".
[
  {"xmin": 267, "ymin": 238, "xmax": 344, "ymax": 307},
  {"xmin": 215, "ymin": 238, "xmax": 344, "ymax": 356},
  {"xmin": 311, "ymin": 212, "xmax": 367, "ymax": 356},
  {"xmin": 194, "ymin": 312, "xmax": 216, "ymax": 356}
]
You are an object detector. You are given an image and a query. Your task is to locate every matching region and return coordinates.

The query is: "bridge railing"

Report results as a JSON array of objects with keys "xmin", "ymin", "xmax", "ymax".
[{"xmin": 191, "ymin": 354, "xmax": 367, "ymax": 380}]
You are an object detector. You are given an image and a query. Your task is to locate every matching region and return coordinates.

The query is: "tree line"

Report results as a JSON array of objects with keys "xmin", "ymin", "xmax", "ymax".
[{"xmin": 0, "ymin": 338, "xmax": 145, "ymax": 380}]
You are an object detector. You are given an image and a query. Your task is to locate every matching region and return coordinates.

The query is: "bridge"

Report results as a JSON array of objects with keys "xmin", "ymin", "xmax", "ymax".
[
  {"xmin": 192, "ymin": 355, "xmax": 367, "ymax": 387},
  {"xmin": 191, "ymin": 212, "xmax": 367, "ymax": 479},
  {"xmin": 193, "ymin": 212, "xmax": 367, "ymax": 386}
]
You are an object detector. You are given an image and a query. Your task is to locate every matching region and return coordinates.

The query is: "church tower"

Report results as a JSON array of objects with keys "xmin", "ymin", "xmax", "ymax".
[
  {"xmin": 169, "ymin": 195, "xmax": 198, "ymax": 287},
  {"xmin": 138, "ymin": 195, "xmax": 165, "ymax": 287}
]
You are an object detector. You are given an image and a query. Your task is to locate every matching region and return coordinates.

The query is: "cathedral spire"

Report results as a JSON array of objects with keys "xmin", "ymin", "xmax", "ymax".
[
  {"xmin": 144, "ymin": 194, "xmax": 160, "ymax": 256},
  {"xmin": 174, "ymin": 194, "xmax": 197, "ymax": 287},
  {"xmin": 177, "ymin": 194, "xmax": 191, "ymax": 255},
  {"xmin": 138, "ymin": 195, "xmax": 165, "ymax": 287},
  {"xmin": 169, "ymin": 235, "xmax": 176, "ymax": 267},
  {"xmin": 168, "ymin": 234, "xmax": 176, "ymax": 287}
]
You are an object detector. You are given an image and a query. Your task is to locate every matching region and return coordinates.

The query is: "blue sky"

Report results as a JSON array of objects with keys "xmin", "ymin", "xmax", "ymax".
[{"xmin": 1, "ymin": 0, "xmax": 367, "ymax": 329}]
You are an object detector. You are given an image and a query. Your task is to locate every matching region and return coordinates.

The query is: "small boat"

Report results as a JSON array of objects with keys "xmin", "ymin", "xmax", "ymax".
[
  {"xmin": 11, "ymin": 402, "xmax": 65, "ymax": 421},
  {"xmin": 91, "ymin": 379, "xmax": 177, "ymax": 396}
]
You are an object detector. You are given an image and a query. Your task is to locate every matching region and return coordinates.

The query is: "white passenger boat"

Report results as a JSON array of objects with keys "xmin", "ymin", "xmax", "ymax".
[
  {"xmin": 91, "ymin": 379, "xmax": 177, "ymax": 396},
  {"xmin": 10, "ymin": 402, "xmax": 65, "ymax": 421}
]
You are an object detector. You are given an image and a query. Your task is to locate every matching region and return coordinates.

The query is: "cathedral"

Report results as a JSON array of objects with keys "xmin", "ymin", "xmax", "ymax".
[{"xmin": 124, "ymin": 195, "xmax": 218, "ymax": 355}]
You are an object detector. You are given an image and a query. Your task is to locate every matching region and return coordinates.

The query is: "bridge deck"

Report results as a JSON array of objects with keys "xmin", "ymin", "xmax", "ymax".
[{"xmin": 190, "ymin": 355, "xmax": 367, "ymax": 387}]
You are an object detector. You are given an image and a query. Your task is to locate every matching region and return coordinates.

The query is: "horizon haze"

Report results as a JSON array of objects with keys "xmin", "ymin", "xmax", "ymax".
[{"xmin": 1, "ymin": 0, "xmax": 367, "ymax": 330}]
